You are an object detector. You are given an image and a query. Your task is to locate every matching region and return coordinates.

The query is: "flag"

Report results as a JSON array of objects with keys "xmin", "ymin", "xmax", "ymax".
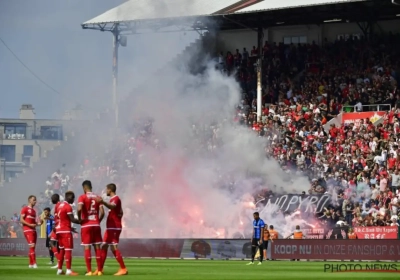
[{"xmin": 254, "ymin": 247, "xmax": 260, "ymax": 259}]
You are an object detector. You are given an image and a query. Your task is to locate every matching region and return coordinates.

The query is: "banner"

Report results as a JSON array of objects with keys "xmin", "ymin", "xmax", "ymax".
[
  {"xmin": 354, "ymin": 226, "xmax": 398, "ymax": 239},
  {"xmin": 271, "ymin": 240, "xmax": 400, "ymax": 261},
  {"xmin": 260, "ymin": 194, "xmax": 331, "ymax": 213},
  {"xmin": 342, "ymin": 112, "xmax": 385, "ymax": 126},
  {"xmin": 179, "ymin": 239, "xmax": 255, "ymax": 259},
  {"xmin": 0, "ymin": 238, "xmax": 184, "ymax": 258},
  {"xmin": 325, "ymin": 226, "xmax": 349, "ymax": 239},
  {"xmin": 286, "ymin": 226, "xmax": 348, "ymax": 239},
  {"xmin": 303, "ymin": 227, "xmax": 326, "ymax": 239}
]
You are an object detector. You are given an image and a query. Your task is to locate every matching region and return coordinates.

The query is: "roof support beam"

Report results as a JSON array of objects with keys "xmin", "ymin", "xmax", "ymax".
[
  {"xmin": 221, "ymin": 15, "xmax": 258, "ymax": 32},
  {"xmin": 356, "ymin": 21, "xmax": 378, "ymax": 40}
]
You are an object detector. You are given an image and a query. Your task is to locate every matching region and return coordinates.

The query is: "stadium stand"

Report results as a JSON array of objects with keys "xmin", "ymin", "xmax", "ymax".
[{"xmin": 14, "ymin": 32, "xmax": 397, "ymax": 240}]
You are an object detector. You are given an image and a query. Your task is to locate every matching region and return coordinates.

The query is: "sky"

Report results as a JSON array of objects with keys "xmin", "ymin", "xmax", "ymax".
[{"xmin": 0, "ymin": 0, "xmax": 198, "ymax": 119}]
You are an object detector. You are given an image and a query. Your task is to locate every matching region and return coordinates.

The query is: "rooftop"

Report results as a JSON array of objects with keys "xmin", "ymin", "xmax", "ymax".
[
  {"xmin": 82, "ymin": 0, "xmax": 258, "ymax": 26},
  {"xmin": 235, "ymin": 0, "xmax": 366, "ymax": 13},
  {"xmin": 82, "ymin": 0, "xmax": 400, "ymax": 32}
]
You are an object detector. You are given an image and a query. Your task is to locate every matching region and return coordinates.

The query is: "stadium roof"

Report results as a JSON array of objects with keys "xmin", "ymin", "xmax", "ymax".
[
  {"xmin": 82, "ymin": 0, "xmax": 261, "ymax": 26},
  {"xmin": 220, "ymin": 0, "xmax": 400, "ymax": 30},
  {"xmin": 234, "ymin": 0, "xmax": 367, "ymax": 14},
  {"xmin": 82, "ymin": 0, "xmax": 400, "ymax": 32}
]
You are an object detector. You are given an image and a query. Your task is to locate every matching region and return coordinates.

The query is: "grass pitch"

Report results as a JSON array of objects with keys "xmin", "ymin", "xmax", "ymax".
[{"xmin": 0, "ymin": 257, "xmax": 399, "ymax": 279}]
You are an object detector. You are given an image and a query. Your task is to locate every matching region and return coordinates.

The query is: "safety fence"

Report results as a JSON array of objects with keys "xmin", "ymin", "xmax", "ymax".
[
  {"xmin": 1, "ymin": 238, "xmax": 399, "ymax": 261},
  {"xmin": 341, "ymin": 104, "xmax": 391, "ymax": 113}
]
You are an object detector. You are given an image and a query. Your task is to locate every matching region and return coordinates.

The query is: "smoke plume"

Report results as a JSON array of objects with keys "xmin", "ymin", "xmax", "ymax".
[{"xmin": 115, "ymin": 42, "xmax": 310, "ymax": 238}]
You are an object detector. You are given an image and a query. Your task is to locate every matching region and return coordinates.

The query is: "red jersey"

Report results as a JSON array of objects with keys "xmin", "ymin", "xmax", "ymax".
[
  {"xmin": 20, "ymin": 206, "xmax": 36, "ymax": 232},
  {"xmin": 106, "ymin": 195, "xmax": 123, "ymax": 229},
  {"xmin": 78, "ymin": 192, "xmax": 102, "ymax": 227},
  {"xmin": 56, "ymin": 201, "xmax": 73, "ymax": 233},
  {"xmin": 53, "ymin": 201, "xmax": 61, "ymax": 230}
]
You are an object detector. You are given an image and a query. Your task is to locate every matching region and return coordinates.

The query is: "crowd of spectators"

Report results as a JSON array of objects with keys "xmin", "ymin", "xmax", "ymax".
[
  {"xmin": 225, "ymin": 34, "xmax": 400, "ymax": 230},
  {"xmin": 0, "ymin": 214, "xmax": 20, "ymax": 238},
  {"xmin": 50, "ymin": 34, "xmax": 400, "ymax": 231}
]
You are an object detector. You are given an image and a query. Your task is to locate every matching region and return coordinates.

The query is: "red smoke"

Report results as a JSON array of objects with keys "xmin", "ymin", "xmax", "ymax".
[{"xmin": 152, "ymin": 154, "xmax": 203, "ymax": 228}]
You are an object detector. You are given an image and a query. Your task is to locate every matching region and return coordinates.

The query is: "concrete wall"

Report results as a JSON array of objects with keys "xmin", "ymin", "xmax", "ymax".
[
  {"xmin": 322, "ymin": 19, "xmax": 400, "ymax": 42},
  {"xmin": 216, "ymin": 29, "xmax": 264, "ymax": 54},
  {"xmin": 269, "ymin": 24, "xmax": 322, "ymax": 45},
  {"xmin": 215, "ymin": 19, "xmax": 400, "ymax": 53}
]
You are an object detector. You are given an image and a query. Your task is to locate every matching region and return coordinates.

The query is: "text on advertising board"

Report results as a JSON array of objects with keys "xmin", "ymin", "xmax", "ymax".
[{"xmin": 271, "ymin": 240, "xmax": 400, "ymax": 260}]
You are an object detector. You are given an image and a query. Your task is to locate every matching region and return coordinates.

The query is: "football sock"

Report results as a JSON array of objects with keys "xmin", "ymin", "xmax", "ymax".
[
  {"xmin": 52, "ymin": 246, "xmax": 59, "ymax": 262},
  {"xmin": 49, "ymin": 249, "xmax": 54, "ymax": 262},
  {"xmin": 29, "ymin": 247, "xmax": 36, "ymax": 265},
  {"xmin": 58, "ymin": 249, "xmax": 65, "ymax": 270},
  {"xmin": 100, "ymin": 249, "xmax": 107, "ymax": 269},
  {"xmin": 28, "ymin": 248, "xmax": 33, "ymax": 265},
  {"xmin": 113, "ymin": 249, "xmax": 126, "ymax": 269},
  {"xmin": 251, "ymin": 246, "xmax": 256, "ymax": 262},
  {"xmin": 95, "ymin": 248, "xmax": 102, "ymax": 271},
  {"xmin": 65, "ymin": 250, "xmax": 72, "ymax": 270},
  {"xmin": 84, "ymin": 249, "xmax": 92, "ymax": 272}
]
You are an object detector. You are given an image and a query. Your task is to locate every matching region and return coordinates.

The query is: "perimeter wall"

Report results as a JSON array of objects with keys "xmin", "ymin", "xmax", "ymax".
[{"xmin": 1, "ymin": 238, "xmax": 399, "ymax": 261}]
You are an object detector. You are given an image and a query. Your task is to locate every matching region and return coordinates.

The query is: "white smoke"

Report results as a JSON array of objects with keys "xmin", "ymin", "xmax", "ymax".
[{"xmin": 115, "ymin": 47, "xmax": 313, "ymax": 238}]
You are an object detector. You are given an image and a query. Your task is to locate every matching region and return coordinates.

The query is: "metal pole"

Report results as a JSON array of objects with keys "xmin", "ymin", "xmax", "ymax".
[
  {"xmin": 112, "ymin": 25, "xmax": 120, "ymax": 127},
  {"xmin": 2, "ymin": 159, "xmax": 5, "ymax": 183},
  {"xmin": 256, "ymin": 26, "xmax": 263, "ymax": 122}
]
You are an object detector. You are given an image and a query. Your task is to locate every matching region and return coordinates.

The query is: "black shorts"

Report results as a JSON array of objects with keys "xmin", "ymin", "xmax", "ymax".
[
  {"xmin": 262, "ymin": 240, "xmax": 269, "ymax": 250},
  {"xmin": 46, "ymin": 237, "xmax": 57, "ymax": 248},
  {"xmin": 251, "ymin": 238, "xmax": 261, "ymax": 247}
]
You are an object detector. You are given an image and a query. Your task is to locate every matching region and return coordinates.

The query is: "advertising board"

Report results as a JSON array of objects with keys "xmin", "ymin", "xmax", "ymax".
[
  {"xmin": 271, "ymin": 240, "xmax": 400, "ymax": 261},
  {"xmin": 1, "ymin": 238, "xmax": 399, "ymax": 261}
]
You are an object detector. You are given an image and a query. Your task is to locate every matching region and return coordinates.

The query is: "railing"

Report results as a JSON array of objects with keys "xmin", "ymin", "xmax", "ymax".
[
  {"xmin": 2, "ymin": 126, "xmax": 64, "ymax": 141},
  {"xmin": 341, "ymin": 104, "xmax": 391, "ymax": 112}
]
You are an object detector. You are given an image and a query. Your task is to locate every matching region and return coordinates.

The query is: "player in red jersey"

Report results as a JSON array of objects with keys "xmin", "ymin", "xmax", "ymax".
[
  {"xmin": 20, "ymin": 195, "xmax": 42, "ymax": 268},
  {"xmin": 77, "ymin": 180, "xmax": 104, "ymax": 276},
  {"xmin": 56, "ymin": 191, "xmax": 80, "ymax": 276},
  {"xmin": 48, "ymin": 193, "xmax": 61, "ymax": 269},
  {"xmin": 97, "ymin": 183, "xmax": 128, "ymax": 276}
]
